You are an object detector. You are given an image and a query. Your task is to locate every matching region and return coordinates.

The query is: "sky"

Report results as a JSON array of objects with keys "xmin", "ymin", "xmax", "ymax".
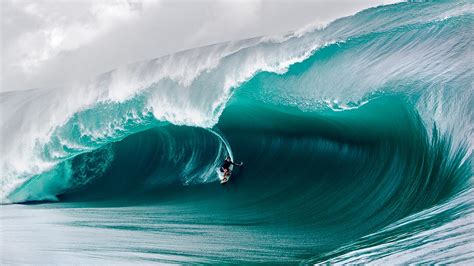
[{"xmin": 1, "ymin": 0, "xmax": 399, "ymax": 92}]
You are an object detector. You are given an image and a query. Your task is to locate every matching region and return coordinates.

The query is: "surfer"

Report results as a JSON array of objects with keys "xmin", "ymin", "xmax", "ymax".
[{"xmin": 220, "ymin": 156, "xmax": 243, "ymax": 178}]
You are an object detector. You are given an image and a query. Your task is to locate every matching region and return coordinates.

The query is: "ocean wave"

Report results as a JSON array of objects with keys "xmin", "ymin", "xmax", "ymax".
[{"xmin": 0, "ymin": 1, "xmax": 473, "ymax": 262}]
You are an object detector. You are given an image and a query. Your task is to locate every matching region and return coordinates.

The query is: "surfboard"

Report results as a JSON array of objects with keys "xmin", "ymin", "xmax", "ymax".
[
  {"xmin": 219, "ymin": 162, "xmax": 243, "ymax": 184},
  {"xmin": 220, "ymin": 175, "xmax": 231, "ymax": 184},
  {"xmin": 219, "ymin": 165, "xmax": 233, "ymax": 184}
]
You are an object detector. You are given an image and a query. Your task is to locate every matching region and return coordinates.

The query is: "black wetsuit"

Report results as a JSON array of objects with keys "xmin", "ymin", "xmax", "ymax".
[{"xmin": 220, "ymin": 160, "xmax": 236, "ymax": 172}]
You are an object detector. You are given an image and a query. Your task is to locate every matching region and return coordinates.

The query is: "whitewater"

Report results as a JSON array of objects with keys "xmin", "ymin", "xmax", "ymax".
[{"xmin": 1, "ymin": 1, "xmax": 473, "ymax": 264}]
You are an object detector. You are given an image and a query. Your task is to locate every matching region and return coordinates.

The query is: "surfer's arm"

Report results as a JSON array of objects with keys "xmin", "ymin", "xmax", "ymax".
[{"xmin": 231, "ymin": 161, "xmax": 243, "ymax": 167}]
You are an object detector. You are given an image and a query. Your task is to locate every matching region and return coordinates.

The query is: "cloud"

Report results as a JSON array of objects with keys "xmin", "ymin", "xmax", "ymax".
[
  {"xmin": 2, "ymin": 0, "xmax": 153, "ymax": 89},
  {"xmin": 15, "ymin": 1, "xmax": 139, "ymax": 70},
  {"xmin": 1, "ymin": 0, "xmax": 399, "ymax": 92}
]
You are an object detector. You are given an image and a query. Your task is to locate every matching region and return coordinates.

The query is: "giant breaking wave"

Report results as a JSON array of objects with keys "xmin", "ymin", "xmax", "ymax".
[{"xmin": 1, "ymin": 1, "xmax": 473, "ymax": 263}]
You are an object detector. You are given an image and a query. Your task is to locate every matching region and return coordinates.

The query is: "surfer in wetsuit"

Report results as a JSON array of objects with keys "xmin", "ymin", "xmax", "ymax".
[{"xmin": 220, "ymin": 156, "xmax": 242, "ymax": 178}]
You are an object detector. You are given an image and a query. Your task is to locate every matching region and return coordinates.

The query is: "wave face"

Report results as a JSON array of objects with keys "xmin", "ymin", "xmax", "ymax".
[{"xmin": 1, "ymin": 1, "xmax": 473, "ymax": 263}]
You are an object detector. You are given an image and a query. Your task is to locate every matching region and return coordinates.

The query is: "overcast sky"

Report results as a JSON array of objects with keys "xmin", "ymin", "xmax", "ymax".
[{"xmin": 1, "ymin": 0, "xmax": 399, "ymax": 92}]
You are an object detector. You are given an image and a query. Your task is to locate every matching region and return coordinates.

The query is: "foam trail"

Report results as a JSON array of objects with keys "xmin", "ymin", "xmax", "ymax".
[{"xmin": 208, "ymin": 128, "xmax": 234, "ymax": 161}]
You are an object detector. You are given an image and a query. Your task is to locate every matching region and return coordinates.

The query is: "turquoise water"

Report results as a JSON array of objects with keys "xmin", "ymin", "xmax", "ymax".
[{"xmin": 1, "ymin": 1, "xmax": 473, "ymax": 264}]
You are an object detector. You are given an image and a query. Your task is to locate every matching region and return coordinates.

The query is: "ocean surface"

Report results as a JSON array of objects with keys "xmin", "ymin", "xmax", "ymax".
[{"xmin": 1, "ymin": 1, "xmax": 473, "ymax": 264}]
